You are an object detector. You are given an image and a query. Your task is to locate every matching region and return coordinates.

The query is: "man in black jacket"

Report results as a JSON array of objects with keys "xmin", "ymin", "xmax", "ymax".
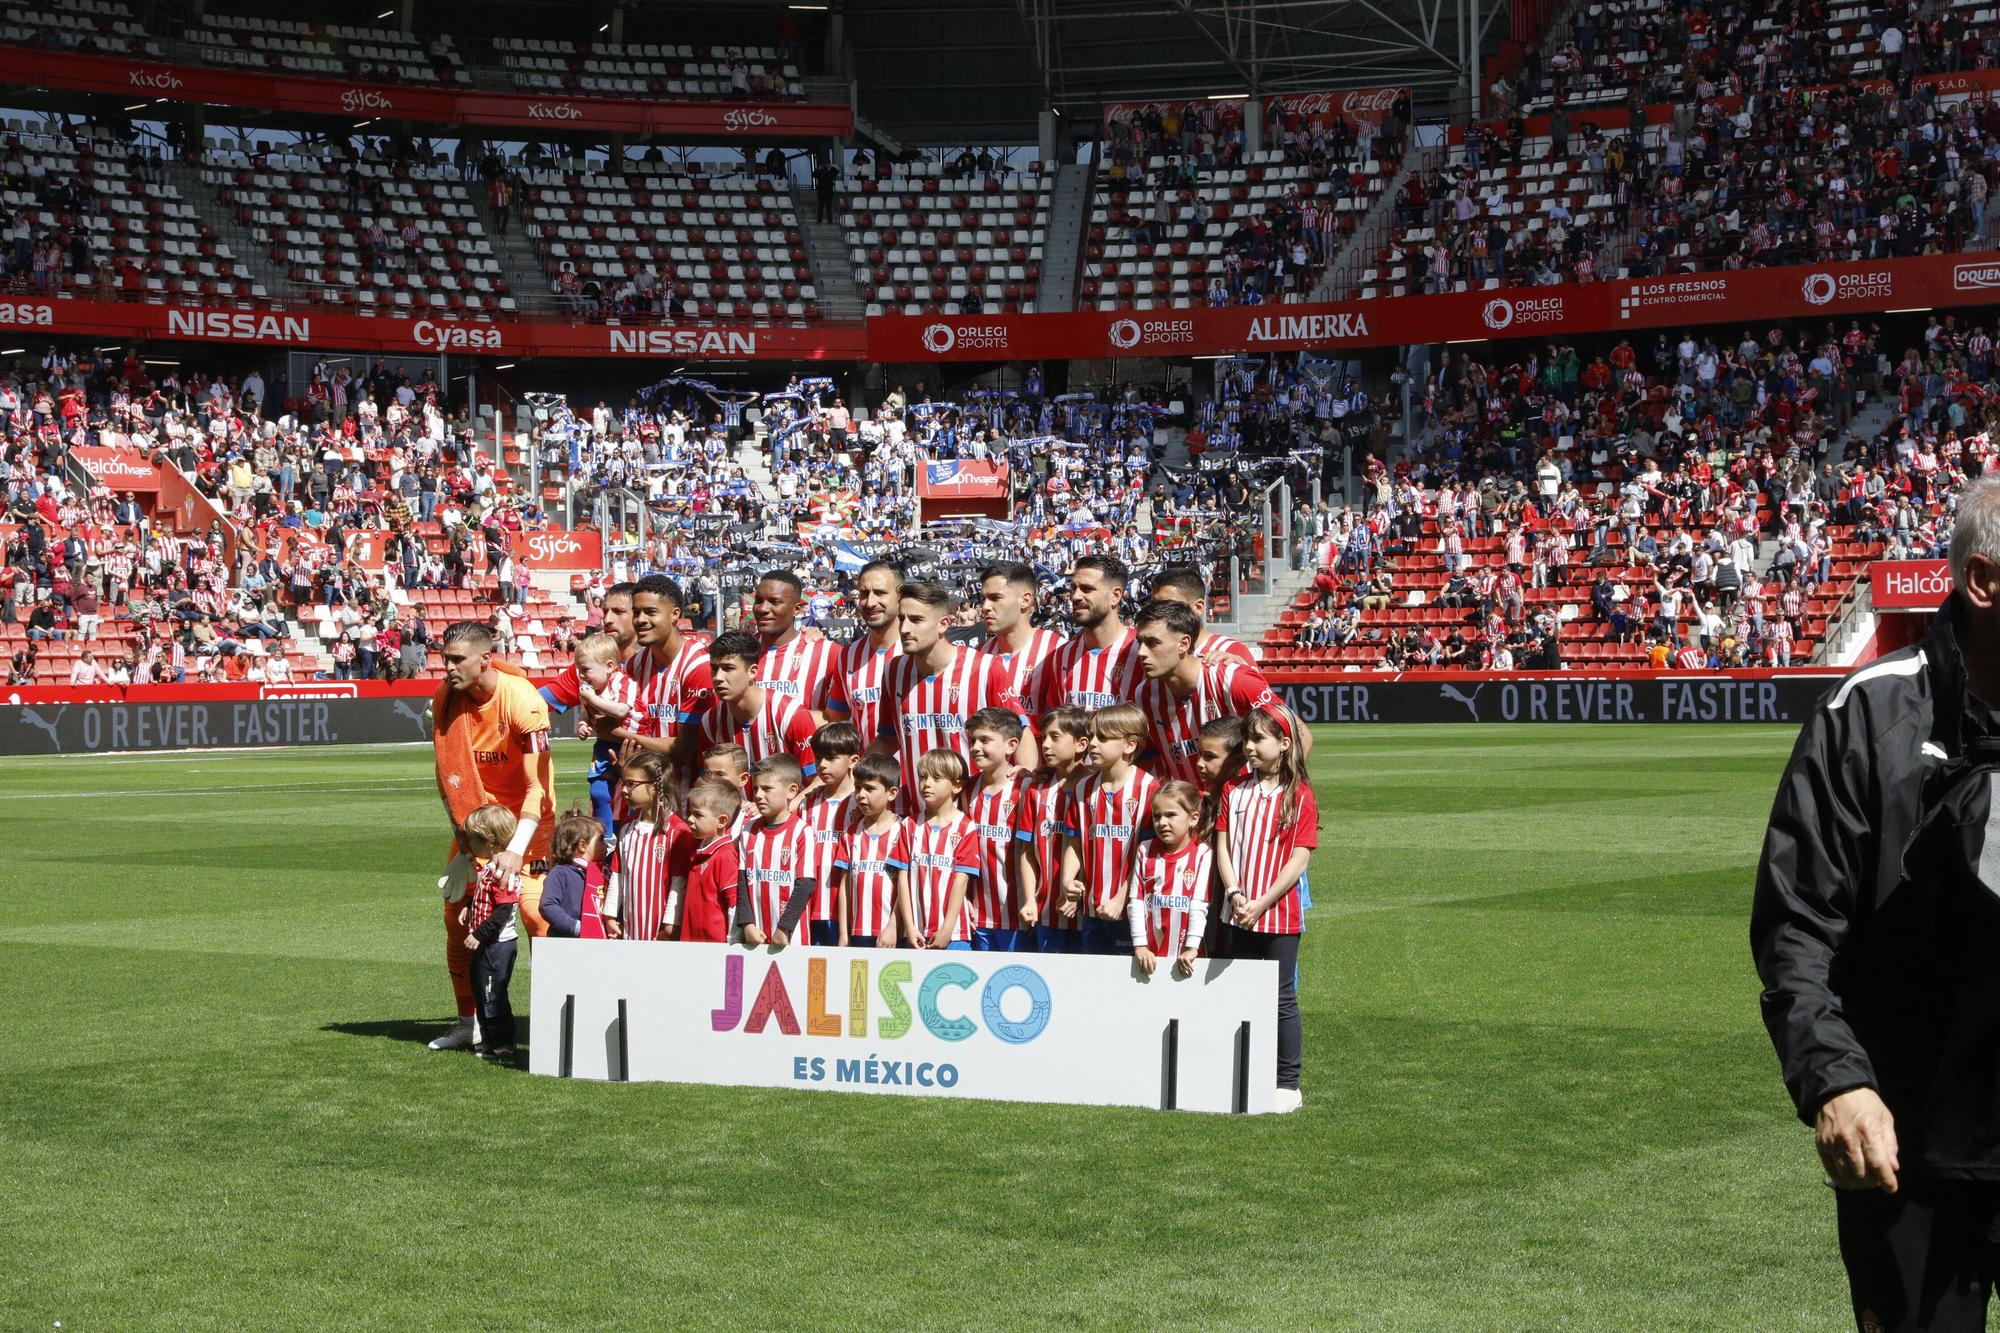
[{"xmin": 1754, "ymin": 479, "xmax": 2000, "ymax": 1331}]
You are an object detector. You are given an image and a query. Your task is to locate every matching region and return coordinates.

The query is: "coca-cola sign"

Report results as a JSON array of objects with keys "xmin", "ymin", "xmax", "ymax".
[
  {"xmin": 71, "ymin": 447, "xmax": 162, "ymax": 493},
  {"xmin": 1872, "ymin": 559, "xmax": 1951, "ymax": 610},
  {"xmin": 517, "ymin": 528, "xmax": 603, "ymax": 571}
]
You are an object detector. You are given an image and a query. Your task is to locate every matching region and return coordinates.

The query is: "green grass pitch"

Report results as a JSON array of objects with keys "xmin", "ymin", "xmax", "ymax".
[{"xmin": 0, "ymin": 726, "xmax": 1844, "ymax": 1330}]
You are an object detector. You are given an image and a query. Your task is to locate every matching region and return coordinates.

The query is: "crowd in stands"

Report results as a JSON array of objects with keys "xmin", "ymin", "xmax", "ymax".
[
  {"xmin": 1274, "ymin": 314, "xmax": 2000, "ymax": 668},
  {"xmin": 0, "ymin": 345, "xmax": 578, "ymax": 684},
  {"xmin": 1092, "ymin": 93, "xmax": 1410, "ymax": 309}
]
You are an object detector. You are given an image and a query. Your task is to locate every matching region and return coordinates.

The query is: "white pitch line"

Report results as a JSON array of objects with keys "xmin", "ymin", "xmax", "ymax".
[{"xmin": 0, "ymin": 778, "xmax": 438, "ymax": 801}]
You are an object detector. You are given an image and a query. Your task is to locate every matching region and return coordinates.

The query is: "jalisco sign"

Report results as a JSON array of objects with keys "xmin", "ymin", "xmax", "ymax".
[
  {"xmin": 0, "ymin": 46, "xmax": 853, "ymax": 139},
  {"xmin": 529, "ymin": 938, "xmax": 1281, "ymax": 1113}
]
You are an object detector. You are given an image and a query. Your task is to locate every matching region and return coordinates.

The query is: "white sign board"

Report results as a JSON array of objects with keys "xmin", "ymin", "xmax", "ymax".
[{"xmin": 528, "ymin": 940, "xmax": 1279, "ymax": 1114}]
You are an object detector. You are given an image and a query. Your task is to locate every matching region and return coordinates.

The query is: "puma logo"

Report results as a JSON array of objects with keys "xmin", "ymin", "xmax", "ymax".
[
  {"xmin": 1437, "ymin": 683, "xmax": 1485, "ymax": 721},
  {"xmin": 394, "ymin": 699, "xmax": 429, "ymax": 735},
  {"xmin": 19, "ymin": 705, "xmax": 65, "ymax": 751}
]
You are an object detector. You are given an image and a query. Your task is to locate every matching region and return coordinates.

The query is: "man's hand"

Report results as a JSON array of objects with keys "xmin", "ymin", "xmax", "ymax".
[
  {"xmin": 489, "ymin": 850, "xmax": 524, "ymax": 879},
  {"xmin": 1817, "ymin": 1087, "xmax": 1900, "ymax": 1193}
]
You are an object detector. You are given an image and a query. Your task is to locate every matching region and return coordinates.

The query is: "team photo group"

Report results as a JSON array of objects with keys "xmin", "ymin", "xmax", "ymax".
[{"xmin": 426, "ymin": 554, "xmax": 1317, "ymax": 1109}]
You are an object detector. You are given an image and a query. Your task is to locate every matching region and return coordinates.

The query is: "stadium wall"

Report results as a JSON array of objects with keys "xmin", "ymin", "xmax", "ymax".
[
  {"xmin": 5, "ymin": 252, "xmax": 1985, "ymax": 365},
  {"xmin": 1269, "ymin": 669, "xmax": 1843, "ymax": 725},
  {"xmin": 0, "ymin": 46, "xmax": 852, "ymax": 139},
  {"xmin": 2, "ymin": 671, "xmax": 1843, "ymax": 754}
]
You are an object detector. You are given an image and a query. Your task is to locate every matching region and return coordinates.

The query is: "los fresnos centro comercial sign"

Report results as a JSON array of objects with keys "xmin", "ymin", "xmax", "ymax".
[{"xmin": 529, "ymin": 940, "xmax": 1281, "ymax": 1114}]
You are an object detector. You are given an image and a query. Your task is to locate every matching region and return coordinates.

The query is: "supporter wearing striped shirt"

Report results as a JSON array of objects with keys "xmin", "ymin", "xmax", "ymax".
[
  {"xmin": 616, "ymin": 575, "xmax": 713, "ymax": 779},
  {"xmin": 733, "ymin": 754, "xmax": 817, "ymax": 949},
  {"xmin": 1218, "ymin": 708, "xmax": 1318, "ymax": 1108},
  {"xmin": 752, "ymin": 568, "xmax": 839, "ymax": 721},
  {"xmin": 824, "ymin": 560, "xmax": 903, "ymax": 743},
  {"xmin": 962, "ymin": 706, "xmax": 1031, "ymax": 951},
  {"xmin": 874, "ymin": 580, "xmax": 1035, "ymax": 801},
  {"xmin": 833, "ymin": 753, "xmax": 907, "ymax": 947},
  {"xmin": 1147, "ymin": 565, "xmax": 1258, "ymax": 665},
  {"xmin": 1131, "ymin": 599, "xmax": 1296, "ymax": 786},
  {"xmin": 1028, "ymin": 552, "xmax": 1142, "ymax": 713},
  {"xmin": 701, "ymin": 630, "xmax": 820, "ymax": 779},
  {"xmin": 800, "ymin": 721, "xmax": 862, "ymax": 946},
  {"xmin": 1127, "ymin": 781, "xmax": 1215, "ymax": 975},
  {"xmin": 900, "ymin": 749, "xmax": 981, "ymax": 949},
  {"xmin": 1057, "ymin": 703, "xmax": 1161, "ymax": 956},
  {"xmin": 1014, "ymin": 706, "xmax": 1093, "ymax": 953},
  {"xmin": 977, "ymin": 560, "xmax": 1064, "ymax": 700},
  {"xmin": 605, "ymin": 753, "xmax": 691, "ymax": 942}
]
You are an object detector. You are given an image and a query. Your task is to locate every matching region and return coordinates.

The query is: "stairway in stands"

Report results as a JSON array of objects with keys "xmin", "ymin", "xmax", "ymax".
[
  {"xmin": 1034, "ymin": 161, "xmax": 1091, "ymax": 313},
  {"xmin": 790, "ymin": 186, "xmax": 867, "ymax": 321}
]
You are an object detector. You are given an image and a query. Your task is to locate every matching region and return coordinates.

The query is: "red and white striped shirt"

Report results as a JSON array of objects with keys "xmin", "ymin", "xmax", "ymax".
[
  {"xmin": 905, "ymin": 811, "xmax": 982, "ymax": 944},
  {"xmin": 834, "ymin": 817, "xmax": 908, "ymax": 938},
  {"xmin": 1218, "ymin": 776, "xmax": 1318, "ymax": 934},
  {"xmin": 1133, "ymin": 657, "xmax": 1278, "ymax": 785},
  {"xmin": 697, "ymin": 689, "xmax": 820, "ymax": 776},
  {"xmin": 1012, "ymin": 773, "xmax": 1078, "ymax": 931},
  {"xmin": 1028, "ymin": 626, "xmax": 1142, "ymax": 713},
  {"xmin": 1058, "ymin": 767, "xmax": 1160, "ymax": 913},
  {"xmin": 877, "ymin": 645, "xmax": 1023, "ymax": 790},
  {"xmin": 1127, "ymin": 838, "xmax": 1215, "ymax": 956},
  {"xmin": 624, "ymin": 634, "xmax": 713, "ymax": 753},
  {"xmin": 980, "ymin": 627, "xmax": 1064, "ymax": 703},
  {"xmin": 1674, "ymin": 646, "xmax": 1708, "ymax": 669},
  {"xmin": 581, "ymin": 668, "xmax": 647, "ymax": 737},
  {"xmin": 799, "ymin": 786, "xmax": 855, "ymax": 924},
  {"xmin": 1199, "ymin": 631, "xmax": 1257, "ymax": 666},
  {"xmin": 737, "ymin": 814, "xmax": 816, "ymax": 938},
  {"xmin": 757, "ymin": 632, "xmax": 840, "ymax": 712},
  {"xmin": 611, "ymin": 815, "xmax": 691, "ymax": 942},
  {"xmin": 961, "ymin": 771, "xmax": 1028, "ymax": 930},
  {"xmin": 823, "ymin": 634, "xmax": 901, "ymax": 743}
]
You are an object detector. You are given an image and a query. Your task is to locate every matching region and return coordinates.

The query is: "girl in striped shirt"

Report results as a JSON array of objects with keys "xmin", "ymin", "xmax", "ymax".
[
  {"xmin": 1216, "ymin": 708, "xmax": 1317, "ymax": 1111},
  {"xmin": 606, "ymin": 753, "xmax": 692, "ymax": 942},
  {"xmin": 1127, "ymin": 781, "xmax": 1213, "ymax": 977}
]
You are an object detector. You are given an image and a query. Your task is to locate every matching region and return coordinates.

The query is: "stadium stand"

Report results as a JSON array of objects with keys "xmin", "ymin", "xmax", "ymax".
[
  {"xmin": 1088, "ymin": 96, "xmax": 1406, "ymax": 310},
  {"xmin": 182, "ymin": 13, "xmax": 466, "ymax": 84},
  {"xmin": 200, "ymin": 144, "xmax": 510, "ymax": 313},
  {"xmin": 523, "ymin": 164, "xmax": 818, "ymax": 322},
  {"xmin": 0, "ymin": 0, "xmax": 154, "ymax": 56},
  {"xmin": 492, "ymin": 37, "xmax": 800, "ymax": 99},
  {"xmin": 845, "ymin": 158, "xmax": 1051, "ymax": 316}
]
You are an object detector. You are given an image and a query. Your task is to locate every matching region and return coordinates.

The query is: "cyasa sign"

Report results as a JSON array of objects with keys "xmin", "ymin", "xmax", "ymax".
[{"xmin": 1872, "ymin": 559, "xmax": 1952, "ymax": 611}]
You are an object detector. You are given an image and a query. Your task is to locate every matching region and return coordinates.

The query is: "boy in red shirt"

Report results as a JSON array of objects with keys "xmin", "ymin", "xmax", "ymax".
[{"xmin": 679, "ymin": 778, "xmax": 743, "ymax": 943}]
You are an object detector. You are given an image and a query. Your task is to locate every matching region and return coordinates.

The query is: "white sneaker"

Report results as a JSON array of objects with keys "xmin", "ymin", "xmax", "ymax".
[
  {"xmin": 1273, "ymin": 1087, "xmax": 1304, "ymax": 1114},
  {"xmin": 427, "ymin": 1017, "xmax": 475, "ymax": 1051}
]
